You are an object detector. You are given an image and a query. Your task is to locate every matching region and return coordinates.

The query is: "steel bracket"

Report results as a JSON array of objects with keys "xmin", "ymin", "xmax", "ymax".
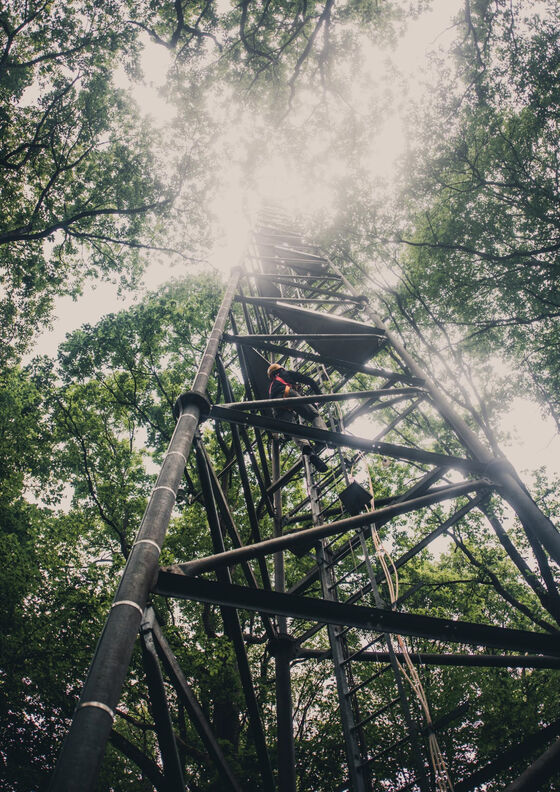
[{"xmin": 173, "ymin": 390, "xmax": 211, "ymax": 422}]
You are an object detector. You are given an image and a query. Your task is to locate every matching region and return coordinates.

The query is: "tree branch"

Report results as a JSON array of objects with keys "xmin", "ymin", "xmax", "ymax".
[{"xmin": 0, "ymin": 197, "xmax": 174, "ymax": 244}]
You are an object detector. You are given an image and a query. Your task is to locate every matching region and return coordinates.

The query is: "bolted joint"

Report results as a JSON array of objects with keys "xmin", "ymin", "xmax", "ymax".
[
  {"xmin": 173, "ymin": 391, "xmax": 211, "ymax": 422},
  {"xmin": 480, "ymin": 457, "xmax": 517, "ymax": 482},
  {"xmin": 267, "ymin": 633, "xmax": 299, "ymax": 660}
]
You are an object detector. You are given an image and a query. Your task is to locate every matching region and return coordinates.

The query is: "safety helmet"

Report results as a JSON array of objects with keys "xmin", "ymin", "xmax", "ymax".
[{"xmin": 267, "ymin": 363, "xmax": 283, "ymax": 379}]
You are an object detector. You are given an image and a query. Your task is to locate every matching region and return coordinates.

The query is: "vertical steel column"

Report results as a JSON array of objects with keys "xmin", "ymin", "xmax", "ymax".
[
  {"xmin": 272, "ymin": 438, "xmax": 297, "ymax": 792},
  {"xmin": 306, "ymin": 456, "xmax": 368, "ymax": 792},
  {"xmin": 195, "ymin": 439, "xmax": 276, "ymax": 791},
  {"xmin": 50, "ymin": 268, "xmax": 242, "ymax": 792}
]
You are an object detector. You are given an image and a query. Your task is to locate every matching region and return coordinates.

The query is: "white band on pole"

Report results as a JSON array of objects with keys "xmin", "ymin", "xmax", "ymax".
[
  {"xmin": 133, "ymin": 539, "xmax": 161, "ymax": 553},
  {"xmin": 79, "ymin": 701, "xmax": 115, "ymax": 720},
  {"xmin": 153, "ymin": 485, "xmax": 176, "ymax": 497},
  {"xmin": 165, "ymin": 450, "xmax": 187, "ymax": 465},
  {"xmin": 112, "ymin": 600, "xmax": 144, "ymax": 617}
]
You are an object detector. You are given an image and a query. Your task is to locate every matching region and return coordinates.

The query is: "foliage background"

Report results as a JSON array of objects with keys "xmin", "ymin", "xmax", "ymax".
[{"xmin": 1, "ymin": 0, "xmax": 559, "ymax": 789}]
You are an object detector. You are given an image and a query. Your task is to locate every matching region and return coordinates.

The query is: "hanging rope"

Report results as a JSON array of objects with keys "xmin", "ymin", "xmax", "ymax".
[{"xmin": 365, "ymin": 467, "xmax": 454, "ymax": 792}]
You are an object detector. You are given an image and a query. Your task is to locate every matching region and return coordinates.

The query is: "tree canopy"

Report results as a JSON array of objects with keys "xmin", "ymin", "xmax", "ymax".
[{"xmin": 2, "ymin": 0, "xmax": 560, "ymax": 790}]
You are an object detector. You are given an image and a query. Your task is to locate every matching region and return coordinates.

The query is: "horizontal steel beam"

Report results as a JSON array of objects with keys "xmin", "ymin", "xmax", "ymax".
[
  {"xmin": 288, "ymin": 491, "xmax": 487, "ymax": 596},
  {"xmin": 254, "ymin": 254, "xmax": 326, "ymax": 263},
  {"xmin": 168, "ymin": 480, "xmax": 489, "ymax": 575},
  {"xmin": 226, "ymin": 332, "xmax": 385, "ymax": 341},
  {"xmin": 249, "ymin": 272, "xmax": 338, "ymax": 282},
  {"xmin": 153, "ymin": 575, "xmax": 560, "ymax": 656},
  {"xmin": 296, "ymin": 648, "xmax": 560, "ymax": 668},
  {"xmin": 236, "ymin": 295, "xmax": 366, "ymax": 306},
  {"xmin": 219, "ymin": 387, "xmax": 425, "ymax": 411},
  {"xmin": 249, "ymin": 274, "xmax": 364, "ymax": 301},
  {"xmin": 249, "ymin": 268, "xmax": 341, "ymax": 283},
  {"xmin": 210, "ymin": 406, "xmax": 485, "ymax": 474},
  {"xmin": 272, "ymin": 478, "xmax": 469, "ymax": 529}
]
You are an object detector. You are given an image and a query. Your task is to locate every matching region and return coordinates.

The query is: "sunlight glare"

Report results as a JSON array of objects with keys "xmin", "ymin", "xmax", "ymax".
[
  {"xmin": 363, "ymin": 113, "xmax": 406, "ymax": 180},
  {"xmin": 255, "ymin": 154, "xmax": 338, "ymax": 217},
  {"xmin": 207, "ymin": 151, "xmax": 343, "ymax": 275},
  {"xmin": 499, "ymin": 397, "xmax": 560, "ymax": 476},
  {"xmin": 208, "ymin": 169, "xmax": 252, "ymax": 275}
]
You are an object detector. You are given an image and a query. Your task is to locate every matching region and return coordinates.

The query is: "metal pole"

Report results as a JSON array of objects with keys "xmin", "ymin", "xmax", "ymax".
[
  {"xmin": 219, "ymin": 387, "xmax": 424, "ymax": 410},
  {"xmin": 210, "ymin": 405, "xmax": 485, "ymax": 474},
  {"xmin": 49, "ymin": 268, "xmax": 242, "ymax": 792},
  {"xmin": 295, "ymin": 649, "xmax": 560, "ymax": 668}
]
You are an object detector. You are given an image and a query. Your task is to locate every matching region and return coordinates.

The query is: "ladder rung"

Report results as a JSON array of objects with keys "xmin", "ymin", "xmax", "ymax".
[
  {"xmin": 346, "ymin": 664, "xmax": 391, "ymax": 696},
  {"xmin": 328, "ymin": 559, "xmax": 366, "ymax": 589},
  {"xmin": 362, "ymin": 734, "xmax": 409, "ymax": 766},
  {"xmin": 352, "ymin": 696, "xmax": 400, "ymax": 730},
  {"xmin": 340, "ymin": 634, "xmax": 384, "ymax": 665}
]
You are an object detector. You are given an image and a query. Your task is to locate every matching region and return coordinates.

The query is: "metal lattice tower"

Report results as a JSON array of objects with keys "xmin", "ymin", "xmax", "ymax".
[{"xmin": 51, "ymin": 209, "xmax": 560, "ymax": 792}]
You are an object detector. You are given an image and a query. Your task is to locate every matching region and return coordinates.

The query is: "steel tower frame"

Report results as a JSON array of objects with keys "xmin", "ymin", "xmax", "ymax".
[{"xmin": 51, "ymin": 210, "xmax": 560, "ymax": 792}]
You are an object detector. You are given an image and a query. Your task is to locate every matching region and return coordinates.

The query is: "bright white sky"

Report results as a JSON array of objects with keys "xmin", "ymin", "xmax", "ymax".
[{"xmin": 30, "ymin": 0, "xmax": 560, "ymax": 479}]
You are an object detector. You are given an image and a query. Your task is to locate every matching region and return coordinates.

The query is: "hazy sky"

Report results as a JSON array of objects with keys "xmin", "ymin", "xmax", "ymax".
[{"xmin": 35, "ymin": 0, "xmax": 463, "ymax": 352}]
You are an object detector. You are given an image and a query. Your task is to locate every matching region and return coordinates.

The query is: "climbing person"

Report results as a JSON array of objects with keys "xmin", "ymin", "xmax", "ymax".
[{"xmin": 267, "ymin": 363, "xmax": 329, "ymax": 472}]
